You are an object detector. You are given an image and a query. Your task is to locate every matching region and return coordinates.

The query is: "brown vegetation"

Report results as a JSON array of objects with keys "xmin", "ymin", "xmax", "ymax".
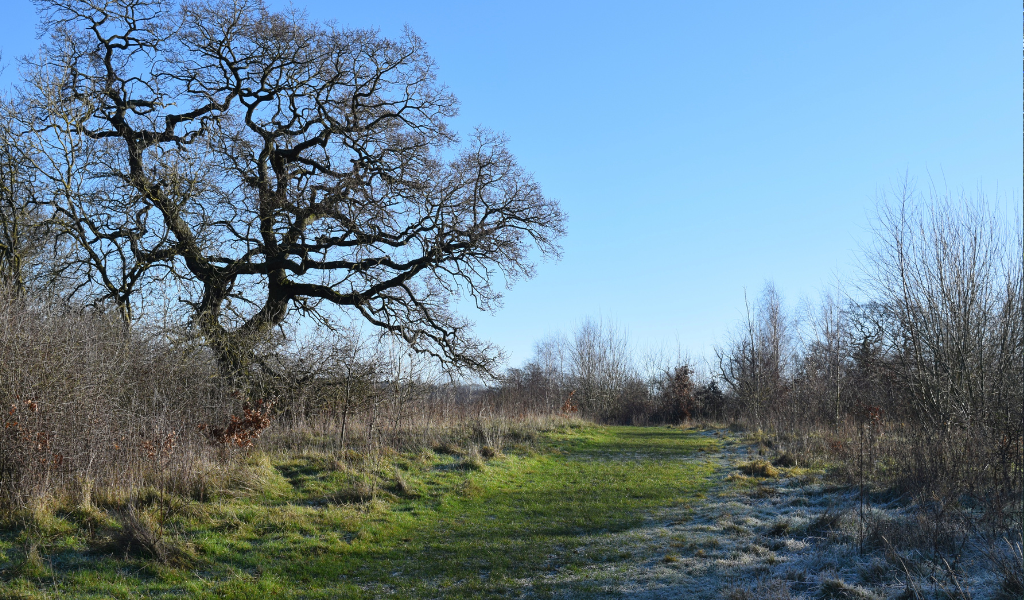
[{"xmin": 0, "ymin": 287, "xmax": 236, "ymax": 508}]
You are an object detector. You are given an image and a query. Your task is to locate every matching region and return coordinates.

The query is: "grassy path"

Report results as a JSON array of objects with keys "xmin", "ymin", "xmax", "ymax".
[
  {"xmin": 344, "ymin": 427, "xmax": 720, "ymax": 598},
  {"xmin": 1, "ymin": 425, "xmax": 722, "ymax": 599}
]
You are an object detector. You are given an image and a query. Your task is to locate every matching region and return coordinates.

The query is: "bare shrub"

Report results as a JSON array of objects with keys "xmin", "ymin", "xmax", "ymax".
[
  {"xmin": 709, "ymin": 180, "xmax": 1021, "ymax": 549},
  {"xmin": 860, "ymin": 182, "xmax": 1023, "ymax": 513},
  {"xmin": 0, "ymin": 287, "xmax": 235, "ymax": 509}
]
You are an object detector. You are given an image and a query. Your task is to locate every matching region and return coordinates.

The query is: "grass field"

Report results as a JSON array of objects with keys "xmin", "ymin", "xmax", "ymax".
[{"xmin": 0, "ymin": 425, "xmax": 722, "ymax": 599}]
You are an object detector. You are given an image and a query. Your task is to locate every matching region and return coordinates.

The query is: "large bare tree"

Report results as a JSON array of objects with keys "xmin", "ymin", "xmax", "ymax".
[{"xmin": 9, "ymin": 0, "xmax": 564, "ymax": 373}]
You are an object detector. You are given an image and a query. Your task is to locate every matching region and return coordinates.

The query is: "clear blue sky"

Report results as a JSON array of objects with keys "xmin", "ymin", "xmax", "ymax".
[{"xmin": 2, "ymin": 1, "xmax": 1020, "ymax": 366}]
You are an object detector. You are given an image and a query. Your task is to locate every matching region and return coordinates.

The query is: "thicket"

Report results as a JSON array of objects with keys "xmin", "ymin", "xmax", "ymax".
[
  {"xmin": 0, "ymin": 288, "xmax": 234, "ymax": 507},
  {"xmin": 720, "ymin": 186, "xmax": 1022, "ymax": 529}
]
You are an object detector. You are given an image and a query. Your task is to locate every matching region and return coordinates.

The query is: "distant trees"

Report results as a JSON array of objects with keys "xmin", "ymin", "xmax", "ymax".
[
  {"xmin": 566, "ymin": 318, "xmax": 633, "ymax": 417},
  {"xmin": 485, "ymin": 317, "xmax": 721, "ymax": 425},
  {"xmin": 0, "ymin": 0, "xmax": 564, "ymax": 374},
  {"xmin": 656, "ymin": 364, "xmax": 696, "ymax": 423}
]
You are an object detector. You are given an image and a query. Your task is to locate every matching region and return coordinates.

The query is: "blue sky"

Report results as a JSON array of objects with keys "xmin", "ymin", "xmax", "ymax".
[{"xmin": 2, "ymin": 1, "xmax": 1020, "ymax": 366}]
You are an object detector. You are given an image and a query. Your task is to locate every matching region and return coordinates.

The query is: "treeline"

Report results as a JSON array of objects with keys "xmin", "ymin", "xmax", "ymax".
[
  {"xmin": 487, "ymin": 184, "xmax": 1023, "ymax": 524},
  {"xmin": 480, "ymin": 317, "xmax": 724, "ymax": 424}
]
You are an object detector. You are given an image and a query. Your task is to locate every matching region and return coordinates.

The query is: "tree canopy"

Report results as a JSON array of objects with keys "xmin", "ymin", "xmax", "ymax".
[{"xmin": 4, "ymin": 0, "xmax": 565, "ymax": 374}]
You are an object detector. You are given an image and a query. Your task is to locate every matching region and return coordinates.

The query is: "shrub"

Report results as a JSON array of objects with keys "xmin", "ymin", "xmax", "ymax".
[{"xmin": 0, "ymin": 288, "xmax": 235, "ymax": 509}]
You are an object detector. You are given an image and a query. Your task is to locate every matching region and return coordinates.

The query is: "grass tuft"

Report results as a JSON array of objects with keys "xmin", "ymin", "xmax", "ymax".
[
  {"xmin": 818, "ymin": 578, "xmax": 879, "ymax": 599},
  {"xmin": 111, "ymin": 504, "xmax": 186, "ymax": 565},
  {"xmin": 391, "ymin": 467, "xmax": 418, "ymax": 498},
  {"xmin": 326, "ymin": 481, "xmax": 375, "ymax": 504},
  {"xmin": 773, "ymin": 452, "xmax": 797, "ymax": 467},
  {"xmin": 6, "ymin": 539, "xmax": 49, "ymax": 581},
  {"xmin": 769, "ymin": 518, "xmax": 791, "ymax": 536},
  {"xmin": 724, "ymin": 577, "xmax": 794, "ymax": 600},
  {"xmin": 460, "ymin": 446, "xmax": 486, "ymax": 471},
  {"xmin": 432, "ymin": 441, "xmax": 462, "ymax": 456},
  {"xmin": 739, "ymin": 459, "xmax": 779, "ymax": 478}
]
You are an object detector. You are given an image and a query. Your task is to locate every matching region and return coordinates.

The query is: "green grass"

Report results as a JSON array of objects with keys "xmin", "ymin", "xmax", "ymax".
[{"xmin": 0, "ymin": 425, "xmax": 721, "ymax": 599}]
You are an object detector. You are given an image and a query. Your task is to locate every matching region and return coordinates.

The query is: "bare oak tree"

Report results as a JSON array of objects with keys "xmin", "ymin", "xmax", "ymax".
[{"xmin": 11, "ymin": 0, "xmax": 564, "ymax": 373}]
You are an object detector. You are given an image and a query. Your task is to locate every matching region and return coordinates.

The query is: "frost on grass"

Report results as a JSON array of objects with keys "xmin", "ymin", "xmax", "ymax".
[{"xmin": 525, "ymin": 430, "xmax": 1012, "ymax": 600}]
